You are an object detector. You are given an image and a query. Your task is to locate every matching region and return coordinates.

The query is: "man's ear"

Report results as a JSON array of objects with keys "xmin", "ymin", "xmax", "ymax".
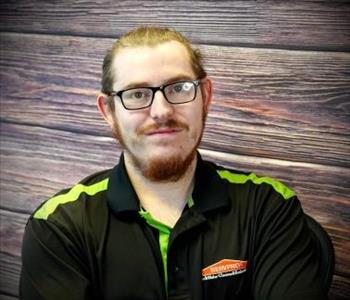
[
  {"xmin": 97, "ymin": 93, "xmax": 114, "ymax": 127},
  {"xmin": 201, "ymin": 77, "xmax": 213, "ymax": 114}
]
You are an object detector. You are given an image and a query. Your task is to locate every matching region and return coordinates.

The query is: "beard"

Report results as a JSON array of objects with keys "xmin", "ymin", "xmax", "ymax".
[{"xmin": 111, "ymin": 113, "xmax": 206, "ymax": 182}]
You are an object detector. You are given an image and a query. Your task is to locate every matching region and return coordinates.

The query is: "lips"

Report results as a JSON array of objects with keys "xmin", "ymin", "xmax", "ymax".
[
  {"xmin": 146, "ymin": 128, "xmax": 183, "ymax": 136},
  {"xmin": 137, "ymin": 119, "xmax": 189, "ymax": 136}
]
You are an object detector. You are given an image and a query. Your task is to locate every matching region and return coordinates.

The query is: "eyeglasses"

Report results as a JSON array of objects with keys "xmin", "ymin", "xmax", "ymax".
[{"xmin": 106, "ymin": 79, "xmax": 201, "ymax": 110}]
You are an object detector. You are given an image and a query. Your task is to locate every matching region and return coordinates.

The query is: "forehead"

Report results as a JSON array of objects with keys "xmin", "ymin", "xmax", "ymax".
[{"xmin": 111, "ymin": 41, "xmax": 195, "ymax": 89}]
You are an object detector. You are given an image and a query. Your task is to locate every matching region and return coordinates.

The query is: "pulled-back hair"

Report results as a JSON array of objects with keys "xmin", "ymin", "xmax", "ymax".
[{"xmin": 101, "ymin": 27, "xmax": 207, "ymax": 94}]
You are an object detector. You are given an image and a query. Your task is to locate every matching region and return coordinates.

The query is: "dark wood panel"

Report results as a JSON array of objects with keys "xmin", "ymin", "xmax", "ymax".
[
  {"xmin": 0, "ymin": 294, "xmax": 18, "ymax": 300},
  {"xmin": 329, "ymin": 275, "xmax": 350, "ymax": 300},
  {"xmin": 0, "ymin": 123, "xmax": 121, "ymax": 213},
  {"xmin": 0, "ymin": 250, "xmax": 21, "ymax": 297},
  {"xmin": 0, "ymin": 210, "xmax": 24, "ymax": 297},
  {"xmin": 1, "ymin": 123, "xmax": 349, "ymax": 277},
  {"xmin": 0, "ymin": 210, "xmax": 27, "ymax": 258},
  {"xmin": 1, "ymin": 33, "xmax": 349, "ymax": 168},
  {"xmin": 0, "ymin": 0, "xmax": 349, "ymax": 50}
]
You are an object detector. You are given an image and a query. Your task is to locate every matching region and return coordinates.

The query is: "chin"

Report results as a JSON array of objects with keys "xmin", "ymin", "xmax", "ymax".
[
  {"xmin": 146, "ymin": 150, "xmax": 196, "ymax": 181},
  {"xmin": 149, "ymin": 146, "xmax": 191, "ymax": 159},
  {"xmin": 128, "ymin": 145, "xmax": 197, "ymax": 182}
]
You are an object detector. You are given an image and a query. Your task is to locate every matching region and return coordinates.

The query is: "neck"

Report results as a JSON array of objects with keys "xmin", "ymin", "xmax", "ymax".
[{"xmin": 124, "ymin": 153, "xmax": 197, "ymax": 227}]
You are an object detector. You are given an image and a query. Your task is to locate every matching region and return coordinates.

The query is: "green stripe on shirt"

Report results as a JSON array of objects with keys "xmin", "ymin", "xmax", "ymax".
[
  {"xmin": 138, "ymin": 197, "xmax": 194, "ymax": 289},
  {"xmin": 139, "ymin": 209, "xmax": 171, "ymax": 288},
  {"xmin": 217, "ymin": 170, "xmax": 296, "ymax": 200},
  {"xmin": 34, "ymin": 178, "xmax": 109, "ymax": 220}
]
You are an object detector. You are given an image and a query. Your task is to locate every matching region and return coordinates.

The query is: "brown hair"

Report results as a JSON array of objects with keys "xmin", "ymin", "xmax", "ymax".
[{"xmin": 101, "ymin": 26, "xmax": 207, "ymax": 94}]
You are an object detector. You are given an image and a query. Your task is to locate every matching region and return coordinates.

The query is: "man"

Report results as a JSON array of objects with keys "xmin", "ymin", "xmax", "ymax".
[{"xmin": 20, "ymin": 27, "xmax": 327, "ymax": 299}]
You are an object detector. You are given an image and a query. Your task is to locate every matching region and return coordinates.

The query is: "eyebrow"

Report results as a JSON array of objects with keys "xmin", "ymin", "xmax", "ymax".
[{"xmin": 121, "ymin": 74, "xmax": 195, "ymax": 90}]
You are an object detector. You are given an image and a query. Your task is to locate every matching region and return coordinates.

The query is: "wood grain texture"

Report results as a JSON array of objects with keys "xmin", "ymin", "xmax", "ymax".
[
  {"xmin": 329, "ymin": 275, "xmax": 350, "ymax": 300},
  {"xmin": 0, "ymin": 294, "xmax": 18, "ymax": 300},
  {"xmin": 1, "ymin": 1, "xmax": 349, "ymax": 298},
  {"xmin": 1, "ymin": 33, "xmax": 349, "ymax": 168},
  {"xmin": 0, "ymin": 209, "xmax": 23, "ymax": 297},
  {"xmin": 0, "ymin": 0, "xmax": 350, "ymax": 50},
  {"xmin": 0, "ymin": 250, "xmax": 22, "ymax": 298}
]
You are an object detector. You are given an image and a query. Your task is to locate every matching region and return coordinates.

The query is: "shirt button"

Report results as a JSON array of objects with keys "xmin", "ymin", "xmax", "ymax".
[{"xmin": 174, "ymin": 266, "xmax": 180, "ymax": 273}]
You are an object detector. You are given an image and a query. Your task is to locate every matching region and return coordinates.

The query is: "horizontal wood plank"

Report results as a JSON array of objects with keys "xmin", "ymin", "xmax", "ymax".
[
  {"xmin": 1, "ymin": 1, "xmax": 349, "ymax": 299},
  {"xmin": 329, "ymin": 275, "xmax": 350, "ymax": 300},
  {"xmin": 1, "ymin": 123, "xmax": 349, "ymax": 278},
  {"xmin": 0, "ymin": 0, "xmax": 350, "ymax": 50},
  {"xmin": 0, "ymin": 249, "xmax": 22, "ymax": 297},
  {"xmin": 0, "ymin": 294, "xmax": 18, "ymax": 300},
  {"xmin": 1, "ymin": 33, "xmax": 349, "ymax": 168}
]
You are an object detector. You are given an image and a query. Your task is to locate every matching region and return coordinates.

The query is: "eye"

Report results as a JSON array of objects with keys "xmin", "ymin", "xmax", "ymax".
[
  {"xmin": 126, "ymin": 88, "xmax": 151, "ymax": 100},
  {"xmin": 174, "ymin": 82, "xmax": 193, "ymax": 93},
  {"xmin": 133, "ymin": 91, "xmax": 145, "ymax": 99},
  {"xmin": 173, "ymin": 83, "xmax": 184, "ymax": 93}
]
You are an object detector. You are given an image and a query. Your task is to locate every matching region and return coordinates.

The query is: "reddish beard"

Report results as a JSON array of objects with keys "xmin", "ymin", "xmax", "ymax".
[{"xmin": 111, "ymin": 116, "xmax": 206, "ymax": 182}]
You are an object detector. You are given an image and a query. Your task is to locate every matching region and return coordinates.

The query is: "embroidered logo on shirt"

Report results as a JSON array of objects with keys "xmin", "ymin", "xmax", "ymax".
[{"xmin": 202, "ymin": 259, "xmax": 248, "ymax": 281}]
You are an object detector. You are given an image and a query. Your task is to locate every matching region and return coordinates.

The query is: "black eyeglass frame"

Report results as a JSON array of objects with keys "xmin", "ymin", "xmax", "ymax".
[{"xmin": 106, "ymin": 79, "xmax": 201, "ymax": 110}]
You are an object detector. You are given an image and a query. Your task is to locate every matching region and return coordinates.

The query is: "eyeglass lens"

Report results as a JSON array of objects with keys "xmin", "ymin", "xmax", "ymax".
[{"xmin": 122, "ymin": 81, "xmax": 196, "ymax": 109}]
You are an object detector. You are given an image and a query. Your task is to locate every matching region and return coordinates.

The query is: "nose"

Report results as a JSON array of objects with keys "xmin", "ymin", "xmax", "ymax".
[{"xmin": 149, "ymin": 90, "xmax": 175, "ymax": 122}]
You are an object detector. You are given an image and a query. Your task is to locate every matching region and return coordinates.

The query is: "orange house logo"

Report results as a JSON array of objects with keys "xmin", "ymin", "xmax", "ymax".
[{"xmin": 202, "ymin": 259, "xmax": 248, "ymax": 281}]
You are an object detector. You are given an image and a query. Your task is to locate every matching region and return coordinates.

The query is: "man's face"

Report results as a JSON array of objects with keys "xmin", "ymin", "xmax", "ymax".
[{"xmin": 105, "ymin": 41, "xmax": 211, "ymax": 181}]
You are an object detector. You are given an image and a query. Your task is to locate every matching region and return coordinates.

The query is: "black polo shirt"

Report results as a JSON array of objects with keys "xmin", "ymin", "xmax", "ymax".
[{"xmin": 20, "ymin": 154, "xmax": 327, "ymax": 300}]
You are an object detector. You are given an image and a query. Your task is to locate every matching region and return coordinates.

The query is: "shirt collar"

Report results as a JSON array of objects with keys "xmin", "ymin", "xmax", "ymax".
[
  {"xmin": 107, "ymin": 154, "xmax": 140, "ymax": 214},
  {"xmin": 192, "ymin": 153, "xmax": 229, "ymax": 212},
  {"xmin": 106, "ymin": 152, "xmax": 230, "ymax": 215}
]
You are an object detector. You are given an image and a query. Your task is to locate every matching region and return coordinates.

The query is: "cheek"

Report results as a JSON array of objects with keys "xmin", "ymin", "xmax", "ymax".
[
  {"xmin": 114, "ymin": 110, "xmax": 142, "ymax": 135},
  {"xmin": 188, "ymin": 111, "xmax": 204, "ymax": 138}
]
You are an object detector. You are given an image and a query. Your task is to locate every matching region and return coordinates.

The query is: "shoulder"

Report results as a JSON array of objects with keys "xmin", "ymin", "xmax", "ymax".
[
  {"xmin": 32, "ymin": 168, "xmax": 112, "ymax": 222},
  {"xmin": 209, "ymin": 161, "xmax": 306, "ymax": 231},
  {"xmin": 202, "ymin": 160, "xmax": 298, "ymax": 214},
  {"xmin": 214, "ymin": 164, "xmax": 296, "ymax": 201}
]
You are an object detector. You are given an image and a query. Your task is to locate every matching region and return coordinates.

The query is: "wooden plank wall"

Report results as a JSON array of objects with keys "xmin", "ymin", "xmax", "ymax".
[{"xmin": 0, "ymin": 1, "xmax": 349, "ymax": 299}]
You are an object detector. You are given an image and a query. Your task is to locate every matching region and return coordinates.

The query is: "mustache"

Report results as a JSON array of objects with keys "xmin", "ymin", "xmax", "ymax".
[{"xmin": 137, "ymin": 119, "xmax": 189, "ymax": 135}]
